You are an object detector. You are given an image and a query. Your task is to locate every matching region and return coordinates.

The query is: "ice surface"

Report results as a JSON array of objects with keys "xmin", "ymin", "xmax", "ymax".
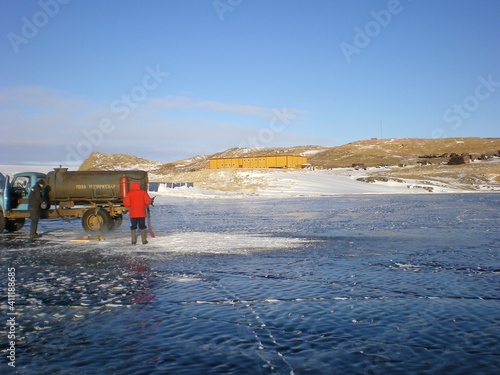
[{"xmin": 1, "ymin": 190, "xmax": 499, "ymax": 374}]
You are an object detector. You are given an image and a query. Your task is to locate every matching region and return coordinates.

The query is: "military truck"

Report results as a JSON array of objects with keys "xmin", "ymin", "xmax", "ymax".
[{"xmin": 0, "ymin": 168, "xmax": 148, "ymax": 234}]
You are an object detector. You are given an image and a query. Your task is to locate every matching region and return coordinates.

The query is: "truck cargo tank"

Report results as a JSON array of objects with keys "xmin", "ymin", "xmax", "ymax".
[{"xmin": 45, "ymin": 168, "xmax": 148, "ymax": 205}]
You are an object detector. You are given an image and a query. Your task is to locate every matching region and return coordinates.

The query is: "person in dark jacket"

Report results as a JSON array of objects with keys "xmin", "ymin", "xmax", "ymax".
[
  {"xmin": 28, "ymin": 179, "xmax": 45, "ymax": 242},
  {"xmin": 123, "ymin": 182, "xmax": 152, "ymax": 244}
]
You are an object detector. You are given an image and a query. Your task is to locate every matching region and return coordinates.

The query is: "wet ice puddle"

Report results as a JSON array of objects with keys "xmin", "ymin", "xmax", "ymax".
[
  {"xmin": 111, "ymin": 231, "xmax": 312, "ymax": 254},
  {"xmin": 14, "ymin": 229, "xmax": 314, "ymax": 255}
]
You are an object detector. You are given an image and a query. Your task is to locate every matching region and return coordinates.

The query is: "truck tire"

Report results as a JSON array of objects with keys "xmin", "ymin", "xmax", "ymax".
[
  {"xmin": 0, "ymin": 212, "xmax": 6, "ymax": 232},
  {"xmin": 82, "ymin": 208, "xmax": 112, "ymax": 234},
  {"xmin": 6, "ymin": 219, "xmax": 25, "ymax": 232}
]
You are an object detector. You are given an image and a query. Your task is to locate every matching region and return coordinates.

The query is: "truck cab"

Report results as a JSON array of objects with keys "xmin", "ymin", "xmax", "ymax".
[{"xmin": 0, "ymin": 171, "xmax": 47, "ymax": 232}]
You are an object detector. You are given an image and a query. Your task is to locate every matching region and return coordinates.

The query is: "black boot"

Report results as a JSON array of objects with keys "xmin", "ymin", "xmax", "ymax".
[
  {"xmin": 131, "ymin": 229, "xmax": 137, "ymax": 245},
  {"xmin": 30, "ymin": 230, "xmax": 41, "ymax": 241}
]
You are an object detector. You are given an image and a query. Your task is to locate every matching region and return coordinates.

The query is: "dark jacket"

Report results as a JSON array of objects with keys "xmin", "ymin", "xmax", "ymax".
[
  {"xmin": 123, "ymin": 182, "xmax": 152, "ymax": 218},
  {"xmin": 28, "ymin": 184, "xmax": 44, "ymax": 213}
]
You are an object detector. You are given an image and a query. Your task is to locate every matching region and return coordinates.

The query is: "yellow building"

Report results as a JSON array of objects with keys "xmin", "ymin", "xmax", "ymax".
[{"xmin": 209, "ymin": 155, "xmax": 307, "ymax": 169}]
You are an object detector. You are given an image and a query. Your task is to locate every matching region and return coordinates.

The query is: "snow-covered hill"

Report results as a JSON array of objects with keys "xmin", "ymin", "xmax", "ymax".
[
  {"xmin": 3, "ymin": 138, "xmax": 498, "ymax": 197},
  {"xmin": 75, "ymin": 138, "xmax": 500, "ymax": 196}
]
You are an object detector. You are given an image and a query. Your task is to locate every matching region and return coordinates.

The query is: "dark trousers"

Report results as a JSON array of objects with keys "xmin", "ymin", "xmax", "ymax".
[{"xmin": 130, "ymin": 217, "xmax": 147, "ymax": 230}]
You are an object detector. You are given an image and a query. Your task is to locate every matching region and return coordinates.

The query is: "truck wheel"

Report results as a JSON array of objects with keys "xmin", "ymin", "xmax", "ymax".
[
  {"xmin": 82, "ymin": 208, "xmax": 112, "ymax": 234},
  {"xmin": 110, "ymin": 215, "xmax": 123, "ymax": 231},
  {"xmin": 6, "ymin": 219, "xmax": 25, "ymax": 232},
  {"xmin": 0, "ymin": 212, "xmax": 6, "ymax": 232}
]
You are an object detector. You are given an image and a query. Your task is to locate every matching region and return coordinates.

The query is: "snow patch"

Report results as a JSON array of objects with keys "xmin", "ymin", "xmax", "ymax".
[{"xmin": 152, "ymin": 169, "xmax": 462, "ymax": 200}]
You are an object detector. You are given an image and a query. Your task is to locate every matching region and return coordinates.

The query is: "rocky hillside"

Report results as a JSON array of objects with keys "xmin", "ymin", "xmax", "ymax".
[
  {"xmin": 307, "ymin": 137, "xmax": 500, "ymax": 168},
  {"xmin": 79, "ymin": 146, "xmax": 330, "ymax": 175},
  {"xmin": 79, "ymin": 138, "xmax": 500, "ymax": 188},
  {"xmin": 79, "ymin": 152, "xmax": 164, "ymax": 171}
]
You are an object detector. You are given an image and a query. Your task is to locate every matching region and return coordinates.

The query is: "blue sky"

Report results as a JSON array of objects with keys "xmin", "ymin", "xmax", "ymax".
[{"xmin": 1, "ymin": 0, "xmax": 499, "ymax": 166}]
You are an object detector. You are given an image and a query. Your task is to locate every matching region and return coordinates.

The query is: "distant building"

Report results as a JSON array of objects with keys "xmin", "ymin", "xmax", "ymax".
[{"xmin": 209, "ymin": 155, "xmax": 307, "ymax": 169}]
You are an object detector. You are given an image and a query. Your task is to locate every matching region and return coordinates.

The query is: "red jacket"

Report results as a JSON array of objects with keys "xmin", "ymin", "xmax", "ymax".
[{"xmin": 123, "ymin": 182, "xmax": 152, "ymax": 218}]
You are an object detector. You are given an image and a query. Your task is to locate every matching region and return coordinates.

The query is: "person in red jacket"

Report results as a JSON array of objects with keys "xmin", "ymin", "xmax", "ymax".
[{"xmin": 123, "ymin": 182, "xmax": 152, "ymax": 244}]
